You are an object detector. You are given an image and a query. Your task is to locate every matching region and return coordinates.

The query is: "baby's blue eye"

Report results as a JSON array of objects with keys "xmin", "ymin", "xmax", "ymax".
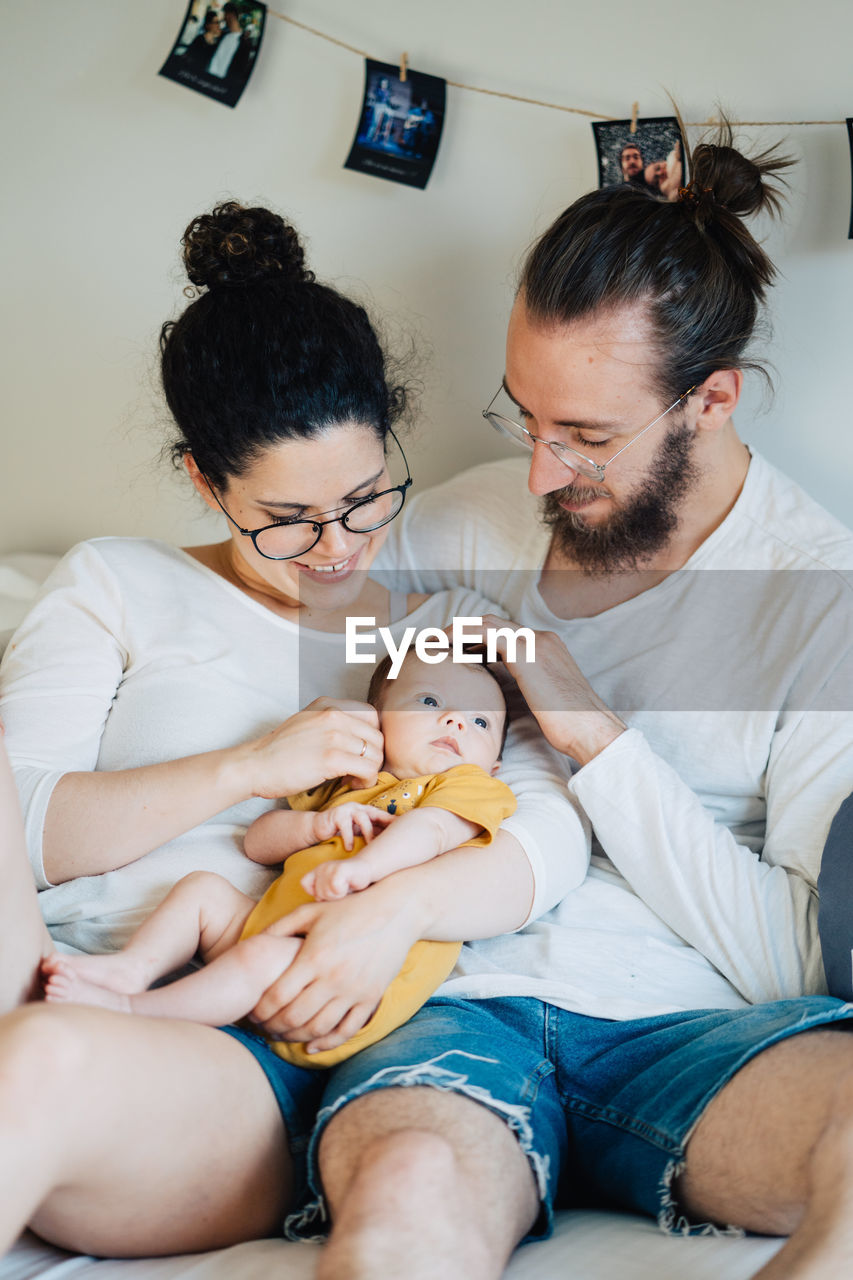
[
  {"xmin": 474, "ymin": 716, "xmax": 489, "ymax": 729},
  {"xmin": 418, "ymin": 694, "xmax": 439, "ymax": 707}
]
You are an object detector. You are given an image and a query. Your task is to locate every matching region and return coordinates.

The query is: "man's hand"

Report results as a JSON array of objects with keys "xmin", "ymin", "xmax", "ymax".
[{"xmin": 479, "ymin": 613, "xmax": 626, "ymax": 766}]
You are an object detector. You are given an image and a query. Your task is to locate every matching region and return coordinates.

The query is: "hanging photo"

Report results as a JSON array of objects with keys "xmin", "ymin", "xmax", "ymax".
[
  {"xmin": 159, "ymin": 1, "xmax": 266, "ymax": 109},
  {"xmin": 847, "ymin": 119, "xmax": 853, "ymax": 238},
  {"xmin": 345, "ymin": 59, "xmax": 446, "ymax": 190},
  {"xmin": 592, "ymin": 117, "xmax": 687, "ymax": 202}
]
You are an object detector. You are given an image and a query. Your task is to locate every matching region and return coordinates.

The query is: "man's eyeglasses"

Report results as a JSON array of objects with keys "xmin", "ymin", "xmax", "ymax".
[
  {"xmin": 202, "ymin": 428, "xmax": 412, "ymax": 561},
  {"xmin": 482, "ymin": 385, "xmax": 697, "ymax": 483}
]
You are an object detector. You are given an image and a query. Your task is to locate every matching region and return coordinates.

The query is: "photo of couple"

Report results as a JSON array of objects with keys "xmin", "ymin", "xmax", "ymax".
[
  {"xmin": 159, "ymin": 0, "xmax": 266, "ymax": 108},
  {"xmin": 593, "ymin": 116, "xmax": 686, "ymax": 200}
]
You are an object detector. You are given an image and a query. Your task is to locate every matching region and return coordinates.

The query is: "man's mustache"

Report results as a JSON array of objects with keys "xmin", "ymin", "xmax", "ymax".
[{"xmin": 546, "ymin": 484, "xmax": 612, "ymax": 508}]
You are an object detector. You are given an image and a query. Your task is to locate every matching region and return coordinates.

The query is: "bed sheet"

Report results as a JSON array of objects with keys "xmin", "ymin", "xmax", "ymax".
[{"xmin": 6, "ymin": 1214, "xmax": 783, "ymax": 1280}]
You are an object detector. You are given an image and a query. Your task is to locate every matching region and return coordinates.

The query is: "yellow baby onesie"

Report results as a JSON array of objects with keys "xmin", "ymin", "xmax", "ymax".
[{"xmin": 240, "ymin": 763, "xmax": 516, "ymax": 1068}]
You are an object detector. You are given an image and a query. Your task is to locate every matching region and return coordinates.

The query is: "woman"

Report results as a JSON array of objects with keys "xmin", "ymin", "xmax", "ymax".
[
  {"xmin": 0, "ymin": 202, "xmax": 586, "ymax": 1257},
  {"xmin": 182, "ymin": 10, "xmax": 221, "ymax": 74}
]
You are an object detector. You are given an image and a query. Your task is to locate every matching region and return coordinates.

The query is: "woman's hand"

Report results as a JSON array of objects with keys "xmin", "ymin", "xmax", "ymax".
[
  {"xmin": 238, "ymin": 698, "xmax": 385, "ymax": 799},
  {"xmin": 37, "ymin": 697, "xmax": 385, "ymax": 884},
  {"xmin": 247, "ymin": 879, "xmax": 422, "ymax": 1053},
  {"xmin": 480, "ymin": 613, "xmax": 626, "ymax": 766}
]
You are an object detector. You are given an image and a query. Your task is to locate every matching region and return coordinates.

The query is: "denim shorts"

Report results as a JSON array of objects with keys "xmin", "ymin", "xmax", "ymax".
[
  {"xmin": 220, "ymin": 1025, "xmax": 326, "ymax": 1217},
  {"xmin": 283, "ymin": 993, "xmax": 853, "ymax": 1243}
]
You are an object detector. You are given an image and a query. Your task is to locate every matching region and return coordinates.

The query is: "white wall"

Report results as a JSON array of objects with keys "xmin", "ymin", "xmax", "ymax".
[{"xmin": 3, "ymin": 0, "xmax": 851, "ymax": 554}]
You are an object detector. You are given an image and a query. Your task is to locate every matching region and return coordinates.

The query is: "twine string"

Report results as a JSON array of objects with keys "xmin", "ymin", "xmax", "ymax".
[{"xmin": 267, "ymin": 9, "xmax": 843, "ymax": 128}]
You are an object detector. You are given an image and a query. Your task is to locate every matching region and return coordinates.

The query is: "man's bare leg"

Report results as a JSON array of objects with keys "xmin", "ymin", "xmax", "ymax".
[
  {"xmin": 0, "ymin": 738, "xmax": 52, "ymax": 1011},
  {"xmin": 316, "ymin": 1087, "xmax": 539, "ymax": 1280},
  {"xmin": 677, "ymin": 1028, "xmax": 853, "ymax": 1279}
]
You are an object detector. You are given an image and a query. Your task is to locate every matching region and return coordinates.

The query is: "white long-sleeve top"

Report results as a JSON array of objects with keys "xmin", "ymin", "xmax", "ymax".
[
  {"xmin": 0, "ymin": 538, "xmax": 589, "ymax": 954},
  {"xmin": 374, "ymin": 451, "xmax": 853, "ymax": 1015}
]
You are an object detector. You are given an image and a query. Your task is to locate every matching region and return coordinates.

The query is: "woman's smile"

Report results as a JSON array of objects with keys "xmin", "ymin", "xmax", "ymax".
[{"xmin": 293, "ymin": 548, "xmax": 364, "ymax": 582}]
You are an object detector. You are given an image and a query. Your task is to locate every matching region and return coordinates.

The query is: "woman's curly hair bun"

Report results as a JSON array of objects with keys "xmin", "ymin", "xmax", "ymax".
[{"xmin": 182, "ymin": 201, "xmax": 314, "ymax": 289}]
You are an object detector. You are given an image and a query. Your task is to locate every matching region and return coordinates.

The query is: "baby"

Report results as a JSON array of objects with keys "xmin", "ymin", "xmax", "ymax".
[{"xmin": 42, "ymin": 652, "xmax": 516, "ymax": 1067}]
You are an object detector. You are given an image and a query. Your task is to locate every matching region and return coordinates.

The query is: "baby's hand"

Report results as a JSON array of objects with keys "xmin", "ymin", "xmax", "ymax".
[
  {"xmin": 302, "ymin": 858, "xmax": 375, "ymax": 901},
  {"xmin": 313, "ymin": 802, "xmax": 395, "ymax": 851}
]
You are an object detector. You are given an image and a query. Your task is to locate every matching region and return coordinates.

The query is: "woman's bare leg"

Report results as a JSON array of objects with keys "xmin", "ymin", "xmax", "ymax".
[
  {"xmin": 0, "ymin": 1000, "xmax": 300, "ymax": 1257},
  {"xmin": 0, "ymin": 737, "xmax": 52, "ymax": 1011}
]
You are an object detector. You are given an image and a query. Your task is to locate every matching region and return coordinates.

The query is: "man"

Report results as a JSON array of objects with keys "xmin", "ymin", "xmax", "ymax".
[
  {"xmin": 279, "ymin": 137, "xmax": 853, "ymax": 1280},
  {"xmin": 206, "ymin": 3, "xmax": 243, "ymax": 79},
  {"xmin": 619, "ymin": 139, "xmax": 644, "ymax": 182}
]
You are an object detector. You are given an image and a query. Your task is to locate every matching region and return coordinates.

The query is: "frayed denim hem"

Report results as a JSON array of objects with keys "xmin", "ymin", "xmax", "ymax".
[{"xmin": 283, "ymin": 1048, "xmax": 553, "ymax": 1243}]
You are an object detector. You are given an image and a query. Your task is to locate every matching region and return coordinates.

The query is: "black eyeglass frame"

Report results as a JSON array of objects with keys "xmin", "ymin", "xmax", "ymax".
[{"xmin": 201, "ymin": 427, "xmax": 413, "ymax": 561}]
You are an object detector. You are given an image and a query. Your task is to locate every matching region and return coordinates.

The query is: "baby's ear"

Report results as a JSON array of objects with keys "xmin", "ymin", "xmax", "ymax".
[{"xmin": 490, "ymin": 760, "xmax": 501, "ymax": 775}]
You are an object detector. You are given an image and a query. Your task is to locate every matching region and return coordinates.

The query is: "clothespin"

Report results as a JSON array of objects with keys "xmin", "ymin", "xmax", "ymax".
[
  {"xmin": 399, "ymin": 52, "xmax": 408, "ymax": 83},
  {"xmin": 629, "ymin": 101, "xmax": 639, "ymax": 134}
]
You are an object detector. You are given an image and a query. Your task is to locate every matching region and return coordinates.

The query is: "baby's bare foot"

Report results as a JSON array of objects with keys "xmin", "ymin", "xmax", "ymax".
[
  {"xmin": 41, "ymin": 950, "xmax": 153, "ymax": 995},
  {"xmin": 43, "ymin": 959, "xmax": 133, "ymax": 1013}
]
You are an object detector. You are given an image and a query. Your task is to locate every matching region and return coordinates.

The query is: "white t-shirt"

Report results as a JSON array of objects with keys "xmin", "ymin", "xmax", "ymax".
[
  {"xmin": 375, "ymin": 452, "xmax": 853, "ymax": 1016},
  {"xmin": 0, "ymin": 538, "xmax": 588, "ymax": 954},
  {"xmin": 207, "ymin": 30, "xmax": 241, "ymax": 77}
]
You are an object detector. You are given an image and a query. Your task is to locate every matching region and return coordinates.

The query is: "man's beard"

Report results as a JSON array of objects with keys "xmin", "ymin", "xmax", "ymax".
[{"xmin": 541, "ymin": 421, "xmax": 700, "ymax": 575}]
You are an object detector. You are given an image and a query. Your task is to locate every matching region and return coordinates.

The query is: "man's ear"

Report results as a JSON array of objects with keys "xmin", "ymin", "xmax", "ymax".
[
  {"xmin": 183, "ymin": 453, "xmax": 220, "ymax": 512},
  {"xmin": 690, "ymin": 369, "xmax": 743, "ymax": 435}
]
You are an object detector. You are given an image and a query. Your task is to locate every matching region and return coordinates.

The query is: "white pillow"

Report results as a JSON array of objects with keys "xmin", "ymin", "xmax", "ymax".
[{"xmin": 0, "ymin": 553, "xmax": 60, "ymax": 659}]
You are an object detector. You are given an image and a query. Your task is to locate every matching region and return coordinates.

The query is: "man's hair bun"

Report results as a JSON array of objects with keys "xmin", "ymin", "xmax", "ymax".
[
  {"xmin": 519, "ymin": 110, "xmax": 797, "ymax": 414},
  {"xmin": 686, "ymin": 119, "xmax": 794, "ymax": 223},
  {"xmin": 181, "ymin": 201, "xmax": 314, "ymax": 289}
]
